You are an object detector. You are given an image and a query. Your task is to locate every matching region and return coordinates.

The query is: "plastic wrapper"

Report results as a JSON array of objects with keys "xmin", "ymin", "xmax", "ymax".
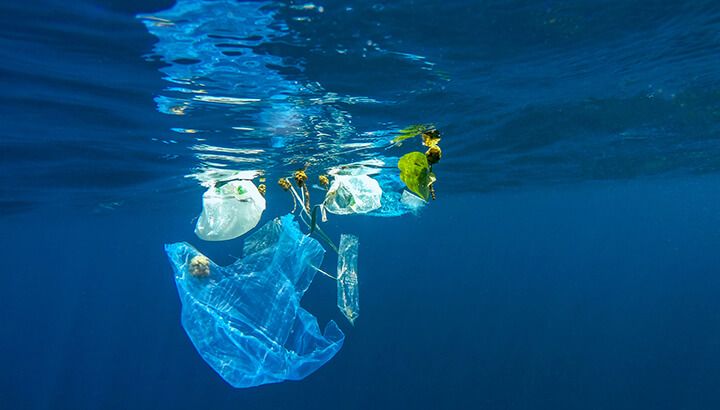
[
  {"xmin": 165, "ymin": 215, "xmax": 344, "ymax": 388},
  {"xmin": 337, "ymin": 234, "xmax": 360, "ymax": 324}
]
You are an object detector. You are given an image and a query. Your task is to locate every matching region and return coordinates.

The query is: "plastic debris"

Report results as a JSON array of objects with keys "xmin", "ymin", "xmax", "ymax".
[
  {"xmin": 165, "ymin": 214, "xmax": 344, "ymax": 388},
  {"xmin": 337, "ymin": 234, "xmax": 360, "ymax": 325},
  {"xmin": 323, "ymin": 175, "xmax": 382, "ymax": 215},
  {"xmin": 195, "ymin": 179, "xmax": 266, "ymax": 241},
  {"xmin": 322, "ymin": 158, "xmax": 425, "ymax": 217},
  {"xmin": 367, "ymin": 172, "xmax": 426, "ymax": 217},
  {"xmin": 400, "ymin": 189, "xmax": 427, "ymax": 211}
]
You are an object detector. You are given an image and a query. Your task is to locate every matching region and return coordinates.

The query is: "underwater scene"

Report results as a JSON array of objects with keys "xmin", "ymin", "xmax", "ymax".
[{"xmin": 2, "ymin": 0, "xmax": 720, "ymax": 408}]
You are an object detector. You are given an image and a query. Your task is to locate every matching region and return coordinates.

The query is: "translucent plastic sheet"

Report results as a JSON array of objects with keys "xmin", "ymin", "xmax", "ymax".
[
  {"xmin": 369, "ymin": 172, "xmax": 426, "ymax": 217},
  {"xmin": 165, "ymin": 214, "xmax": 344, "ymax": 388},
  {"xmin": 337, "ymin": 234, "xmax": 360, "ymax": 324},
  {"xmin": 323, "ymin": 175, "xmax": 382, "ymax": 215}
]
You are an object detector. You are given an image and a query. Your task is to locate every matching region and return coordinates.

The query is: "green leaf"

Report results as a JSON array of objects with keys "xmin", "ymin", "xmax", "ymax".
[
  {"xmin": 398, "ymin": 152, "xmax": 432, "ymax": 200},
  {"xmin": 391, "ymin": 124, "xmax": 432, "ymax": 145}
]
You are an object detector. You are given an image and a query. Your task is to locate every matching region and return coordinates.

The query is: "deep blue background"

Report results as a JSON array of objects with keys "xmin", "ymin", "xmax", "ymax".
[
  {"xmin": 3, "ymin": 178, "xmax": 720, "ymax": 409},
  {"xmin": 2, "ymin": 0, "xmax": 720, "ymax": 409}
]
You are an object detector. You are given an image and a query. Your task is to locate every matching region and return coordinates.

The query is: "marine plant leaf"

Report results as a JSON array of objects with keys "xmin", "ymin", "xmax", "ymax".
[
  {"xmin": 398, "ymin": 151, "xmax": 432, "ymax": 200},
  {"xmin": 391, "ymin": 124, "xmax": 433, "ymax": 145}
]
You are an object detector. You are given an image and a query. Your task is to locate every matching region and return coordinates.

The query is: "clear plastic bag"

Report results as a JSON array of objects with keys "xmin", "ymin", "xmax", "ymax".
[
  {"xmin": 323, "ymin": 175, "xmax": 382, "ymax": 215},
  {"xmin": 195, "ymin": 179, "xmax": 265, "ymax": 241},
  {"xmin": 325, "ymin": 159, "xmax": 425, "ymax": 217},
  {"xmin": 166, "ymin": 215, "xmax": 344, "ymax": 388}
]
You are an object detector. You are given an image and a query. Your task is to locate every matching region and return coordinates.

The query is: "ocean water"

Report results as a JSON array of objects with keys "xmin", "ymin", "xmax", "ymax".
[{"xmin": 2, "ymin": 0, "xmax": 720, "ymax": 409}]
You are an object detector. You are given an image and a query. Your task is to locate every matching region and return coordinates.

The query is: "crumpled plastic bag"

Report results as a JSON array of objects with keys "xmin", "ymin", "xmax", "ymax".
[
  {"xmin": 195, "ymin": 179, "xmax": 265, "ymax": 241},
  {"xmin": 323, "ymin": 174, "xmax": 382, "ymax": 215},
  {"xmin": 165, "ymin": 214, "xmax": 344, "ymax": 388},
  {"xmin": 324, "ymin": 159, "xmax": 425, "ymax": 217}
]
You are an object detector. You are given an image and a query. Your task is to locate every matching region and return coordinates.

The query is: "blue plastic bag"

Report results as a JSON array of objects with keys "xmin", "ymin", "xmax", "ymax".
[{"xmin": 165, "ymin": 214, "xmax": 344, "ymax": 388}]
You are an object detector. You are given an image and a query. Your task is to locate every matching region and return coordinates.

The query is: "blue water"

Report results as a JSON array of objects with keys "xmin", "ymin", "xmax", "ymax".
[{"xmin": 2, "ymin": 0, "xmax": 720, "ymax": 408}]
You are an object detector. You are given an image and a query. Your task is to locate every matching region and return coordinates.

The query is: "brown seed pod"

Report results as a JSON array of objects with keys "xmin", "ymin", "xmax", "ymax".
[
  {"xmin": 318, "ymin": 175, "xmax": 330, "ymax": 188},
  {"xmin": 189, "ymin": 255, "xmax": 210, "ymax": 278},
  {"xmin": 421, "ymin": 128, "xmax": 441, "ymax": 147},
  {"xmin": 426, "ymin": 145, "xmax": 442, "ymax": 165},
  {"xmin": 294, "ymin": 169, "xmax": 308, "ymax": 187},
  {"xmin": 278, "ymin": 178, "xmax": 291, "ymax": 191}
]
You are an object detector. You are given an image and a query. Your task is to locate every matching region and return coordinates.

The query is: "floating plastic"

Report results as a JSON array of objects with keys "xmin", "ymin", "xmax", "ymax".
[
  {"xmin": 369, "ymin": 173, "xmax": 426, "ymax": 217},
  {"xmin": 323, "ymin": 174, "xmax": 382, "ymax": 215},
  {"xmin": 195, "ymin": 179, "xmax": 266, "ymax": 241},
  {"xmin": 337, "ymin": 234, "xmax": 360, "ymax": 325},
  {"xmin": 165, "ymin": 214, "xmax": 344, "ymax": 388},
  {"xmin": 322, "ymin": 158, "xmax": 425, "ymax": 217},
  {"xmin": 400, "ymin": 190, "xmax": 427, "ymax": 212}
]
